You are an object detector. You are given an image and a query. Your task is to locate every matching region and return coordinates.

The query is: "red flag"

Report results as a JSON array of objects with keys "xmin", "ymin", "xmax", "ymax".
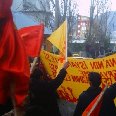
[
  {"xmin": 0, "ymin": 0, "xmax": 30, "ymax": 107},
  {"xmin": 18, "ymin": 24, "xmax": 44, "ymax": 57},
  {"xmin": 82, "ymin": 86, "xmax": 108, "ymax": 116},
  {"xmin": 82, "ymin": 94, "xmax": 102, "ymax": 116}
]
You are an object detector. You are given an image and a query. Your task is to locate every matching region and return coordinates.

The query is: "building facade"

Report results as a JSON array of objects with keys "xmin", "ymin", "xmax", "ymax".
[{"xmin": 77, "ymin": 15, "xmax": 90, "ymax": 39}]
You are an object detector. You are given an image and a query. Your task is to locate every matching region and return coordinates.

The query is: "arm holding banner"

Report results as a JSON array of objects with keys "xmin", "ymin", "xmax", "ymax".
[
  {"xmin": 30, "ymin": 57, "xmax": 38, "ymax": 74},
  {"xmin": 48, "ymin": 61, "xmax": 69, "ymax": 90},
  {"xmin": 25, "ymin": 61, "xmax": 69, "ymax": 115}
]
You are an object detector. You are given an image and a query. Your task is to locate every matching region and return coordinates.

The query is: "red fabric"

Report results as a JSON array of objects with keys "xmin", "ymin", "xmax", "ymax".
[
  {"xmin": 18, "ymin": 24, "xmax": 44, "ymax": 57},
  {"xmin": 0, "ymin": 0, "xmax": 12, "ymax": 18},
  {"xmin": 82, "ymin": 94, "xmax": 102, "ymax": 116},
  {"xmin": 0, "ymin": 0, "xmax": 30, "ymax": 107}
]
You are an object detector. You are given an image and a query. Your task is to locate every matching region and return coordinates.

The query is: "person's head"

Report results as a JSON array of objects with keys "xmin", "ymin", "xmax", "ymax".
[{"xmin": 88, "ymin": 72, "xmax": 101, "ymax": 87}]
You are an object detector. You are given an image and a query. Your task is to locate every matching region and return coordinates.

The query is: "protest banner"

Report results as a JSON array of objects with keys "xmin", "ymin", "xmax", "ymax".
[{"xmin": 40, "ymin": 50, "xmax": 116, "ymax": 103}]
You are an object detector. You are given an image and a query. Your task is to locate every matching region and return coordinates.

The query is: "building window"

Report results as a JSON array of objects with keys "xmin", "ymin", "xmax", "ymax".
[
  {"xmin": 82, "ymin": 27, "xmax": 86, "ymax": 31},
  {"xmin": 78, "ymin": 17, "xmax": 81, "ymax": 19},
  {"xmin": 83, "ymin": 22, "xmax": 85, "ymax": 26}
]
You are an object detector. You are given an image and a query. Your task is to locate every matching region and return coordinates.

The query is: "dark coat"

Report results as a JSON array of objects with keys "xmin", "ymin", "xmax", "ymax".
[
  {"xmin": 25, "ymin": 68, "xmax": 67, "ymax": 116},
  {"xmin": 73, "ymin": 86, "xmax": 102, "ymax": 116},
  {"xmin": 99, "ymin": 83, "xmax": 116, "ymax": 116},
  {"xmin": 0, "ymin": 98, "xmax": 13, "ymax": 116},
  {"xmin": 73, "ymin": 83, "xmax": 116, "ymax": 116}
]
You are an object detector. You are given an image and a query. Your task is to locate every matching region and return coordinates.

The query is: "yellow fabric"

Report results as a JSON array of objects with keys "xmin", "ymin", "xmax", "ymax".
[
  {"xmin": 47, "ymin": 21, "xmax": 67, "ymax": 74},
  {"xmin": 47, "ymin": 21, "xmax": 66, "ymax": 56},
  {"xmin": 40, "ymin": 50, "xmax": 116, "ymax": 104}
]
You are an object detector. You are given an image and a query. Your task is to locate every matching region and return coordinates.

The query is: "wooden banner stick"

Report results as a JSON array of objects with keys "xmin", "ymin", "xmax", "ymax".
[{"xmin": 30, "ymin": 57, "xmax": 38, "ymax": 74}]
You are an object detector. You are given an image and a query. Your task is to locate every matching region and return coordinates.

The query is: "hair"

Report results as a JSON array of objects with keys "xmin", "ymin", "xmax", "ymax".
[{"xmin": 88, "ymin": 72, "xmax": 101, "ymax": 87}]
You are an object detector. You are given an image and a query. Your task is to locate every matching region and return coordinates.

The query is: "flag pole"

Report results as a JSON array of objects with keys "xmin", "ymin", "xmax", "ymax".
[
  {"xmin": 65, "ymin": 19, "xmax": 68, "ymax": 62},
  {"xmin": 87, "ymin": 85, "xmax": 108, "ymax": 116},
  {"xmin": 30, "ymin": 57, "xmax": 38, "ymax": 74}
]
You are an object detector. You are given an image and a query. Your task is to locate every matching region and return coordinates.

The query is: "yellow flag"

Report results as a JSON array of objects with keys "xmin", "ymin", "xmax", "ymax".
[
  {"xmin": 47, "ymin": 21, "xmax": 66, "ymax": 57},
  {"xmin": 47, "ymin": 21, "xmax": 67, "ymax": 75}
]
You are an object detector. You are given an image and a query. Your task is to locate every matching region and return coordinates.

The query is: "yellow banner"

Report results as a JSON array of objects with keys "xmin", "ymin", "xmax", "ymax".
[{"xmin": 40, "ymin": 50, "xmax": 116, "ymax": 103}]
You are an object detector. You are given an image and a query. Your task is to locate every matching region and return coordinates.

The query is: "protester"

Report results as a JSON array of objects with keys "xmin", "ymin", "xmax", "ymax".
[
  {"xmin": 73, "ymin": 72, "xmax": 102, "ymax": 116},
  {"xmin": 25, "ymin": 61, "xmax": 69, "ymax": 116},
  {"xmin": 99, "ymin": 83, "xmax": 116, "ymax": 115},
  {"xmin": 73, "ymin": 72, "xmax": 116, "ymax": 116}
]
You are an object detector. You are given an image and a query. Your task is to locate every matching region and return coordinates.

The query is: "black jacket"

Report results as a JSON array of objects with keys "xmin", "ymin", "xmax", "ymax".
[
  {"xmin": 99, "ymin": 83, "xmax": 116, "ymax": 116},
  {"xmin": 73, "ymin": 83, "xmax": 116, "ymax": 116},
  {"xmin": 0, "ymin": 98, "xmax": 13, "ymax": 116},
  {"xmin": 25, "ymin": 68, "xmax": 67, "ymax": 116},
  {"xmin": 73, "ymin": 86, "xmax": 102, "ymax": 116}
]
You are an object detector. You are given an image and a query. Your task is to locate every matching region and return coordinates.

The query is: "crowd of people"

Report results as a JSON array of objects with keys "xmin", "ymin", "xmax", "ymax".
[
  {"xmin": 28, "ymin": 58, "xmax": 116, "ymax": 116},
  {"xmin": 2, "ymin": 59, "xmax": 116, "ymax": 116},
  {"xmin": 0, "ymin": 56, "xmax": 116, "ymax": 116},
  {"xmin": 0, "ymin": 0, "xmax": 116, "ymax": 116},
  {"xmin": 25, "ymin": 59, "xmax": 116, "ymax": 116}
]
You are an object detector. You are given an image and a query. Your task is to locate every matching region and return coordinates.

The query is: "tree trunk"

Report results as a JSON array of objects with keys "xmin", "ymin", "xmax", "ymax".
[{"xmin": 55, "ymin": 0, "xmax": 60, "ymax": 29}]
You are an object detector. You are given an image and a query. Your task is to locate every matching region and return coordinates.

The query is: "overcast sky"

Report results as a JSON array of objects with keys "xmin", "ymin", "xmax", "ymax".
[
  {"xmin": 77, "ymin": 0, "xmax": 116, "ymax": 16},
  {"xmin": 12, "ymin": 0, "xmax": 116, "ymax": 16}
]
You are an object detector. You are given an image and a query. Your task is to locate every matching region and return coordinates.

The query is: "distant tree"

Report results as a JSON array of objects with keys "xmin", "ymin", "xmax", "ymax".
[
  {"xmin": 22, "ymin": 0, "xmax": 79, "ymax": 41},
  {"xmin": 85, "ymin": 0, "xmax": 112, "ymax": 58},
  {"xmin": 21, "ymin": 0, "xmax": 53, "ymax": 29},
  {"xmin": 49, "ymin": 0, "xmax": 79, "ymax": 43}
]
